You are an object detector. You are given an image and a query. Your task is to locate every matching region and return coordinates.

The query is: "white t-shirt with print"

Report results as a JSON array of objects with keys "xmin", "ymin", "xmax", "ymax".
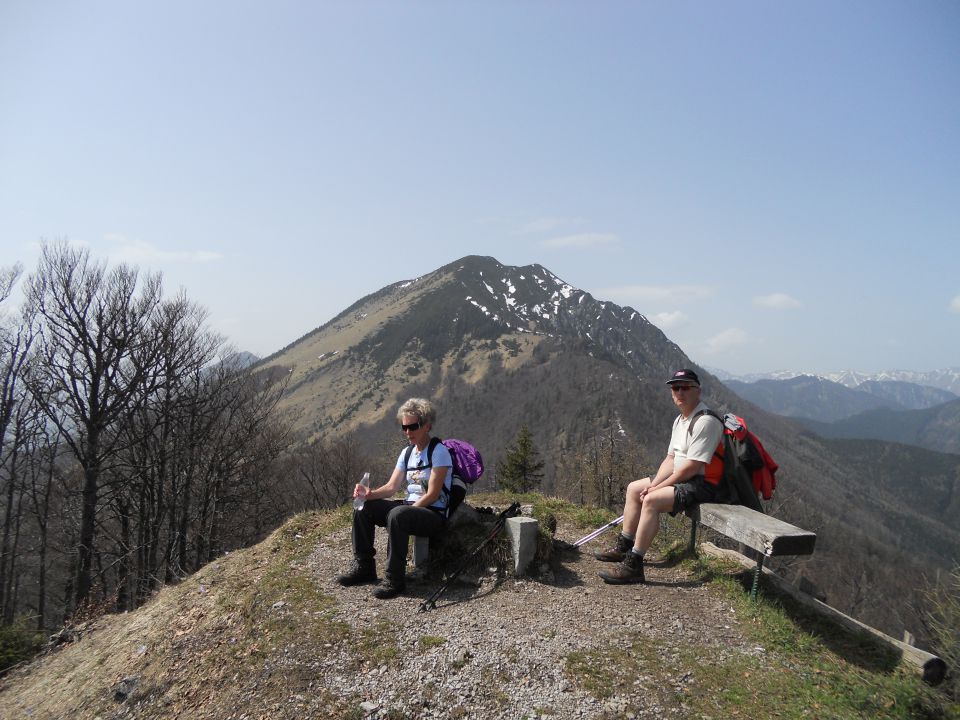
[{"xmin": 396, "ymin": 441, "xmax": 453, "ymax": 508}]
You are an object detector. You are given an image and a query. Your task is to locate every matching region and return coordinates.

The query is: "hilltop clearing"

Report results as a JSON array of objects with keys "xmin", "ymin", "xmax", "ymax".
[{"xmin": 0, "ymin": 496, "xmax": 945, "ymax": 719}]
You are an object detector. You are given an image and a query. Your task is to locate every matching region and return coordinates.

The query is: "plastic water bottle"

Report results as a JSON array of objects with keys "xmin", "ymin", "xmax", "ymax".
[{"xmin": 353, "ymin": 472, "xmax": 370, "ymax": 511}]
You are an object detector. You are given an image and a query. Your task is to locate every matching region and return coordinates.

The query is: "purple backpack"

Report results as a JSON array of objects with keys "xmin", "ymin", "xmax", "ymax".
[
  {"xmin": 403, "ymin": 438, "xmax": 485, "ymax": 483},
  {"xmin": 441, "ymin": 438, "xmax": 485, "ymax": 483}
]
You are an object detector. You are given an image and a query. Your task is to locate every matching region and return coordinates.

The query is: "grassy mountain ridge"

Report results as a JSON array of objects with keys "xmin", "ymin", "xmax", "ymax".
[
  {"xmin": 0, "ymin": 499, "xmax": 948, "ymax": 719},
  {"xmin": 257, "ymin": 255, "xmax": 956, "ymax": 642}
]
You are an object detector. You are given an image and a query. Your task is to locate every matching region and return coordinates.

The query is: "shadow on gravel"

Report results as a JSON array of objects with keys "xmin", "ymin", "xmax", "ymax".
[
  {"xmin": 548, "ymin": 544, "xmax": 593, "ymax": 588},
  {"xmin": 405, "ymin": 575, "xmax": 510, "ymax": 611}
]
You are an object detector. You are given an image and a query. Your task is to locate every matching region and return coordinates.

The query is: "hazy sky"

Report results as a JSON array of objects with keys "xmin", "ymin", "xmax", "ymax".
[{"xmin": 2, "ymin": 1, "xmax": 958, "ymax": 375}]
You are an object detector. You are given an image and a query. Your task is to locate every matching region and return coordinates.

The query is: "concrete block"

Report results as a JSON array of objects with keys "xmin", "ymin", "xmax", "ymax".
[
  {"xmin": 505, "ymin": 516, "xmax": 538, "ymax": 576},
  {"xmin": 413, "ymin": 536, "xmax": 430, "ymax": 568}
]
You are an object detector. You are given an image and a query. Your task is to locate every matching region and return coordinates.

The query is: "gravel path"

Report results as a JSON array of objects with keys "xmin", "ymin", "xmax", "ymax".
[{"xmin": 304, "ymin": 515, "xmax": 763, "ymax": 720}]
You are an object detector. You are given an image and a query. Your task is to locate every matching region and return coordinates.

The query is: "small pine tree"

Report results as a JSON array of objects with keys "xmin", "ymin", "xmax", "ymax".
[{"xmin": 496, "ymin": 424, "xmax": 545, "ymax": 493}]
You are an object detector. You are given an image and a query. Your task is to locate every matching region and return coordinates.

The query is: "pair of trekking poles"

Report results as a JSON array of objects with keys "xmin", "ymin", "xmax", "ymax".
[
  {"xmin": 419, "ymin": 504, "xmax": 622, "ymax": 612},
  {"xmin": 419, "ymin": 502, "xmax": 521, "ymax": 612}
]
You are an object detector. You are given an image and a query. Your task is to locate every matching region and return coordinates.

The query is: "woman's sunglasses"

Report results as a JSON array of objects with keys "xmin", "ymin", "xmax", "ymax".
[{"xmin": 401, "ymin": 421, "xmax": 423, "ymax": 432}]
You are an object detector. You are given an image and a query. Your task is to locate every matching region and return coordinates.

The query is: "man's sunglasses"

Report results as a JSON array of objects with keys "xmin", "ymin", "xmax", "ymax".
[
  {"xmin": 401, "ymin": 421, "xmax": 423, "ymax": 432},
  {"xmin": 670, "ymin": 385, "xmax": 697, "ymax": 393}
]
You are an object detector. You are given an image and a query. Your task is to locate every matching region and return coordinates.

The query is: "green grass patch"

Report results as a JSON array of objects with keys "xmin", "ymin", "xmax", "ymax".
[
  {"xmin": 194, "ymin": 507, "xmax": 356, "ymax": 672},
  {"xmin": 481, "ymin": 492, "xmax": 617, "ymax": 530},
  {"xmin": 418, "ymin": 635, "xmax": 447, "ymax": 649},
  {"xmin": 566, "ymin": 625, "xmax": 944, "ymax": 719},
  {"xmin": 353, "ymin": 618, "xmax": 400, "ymax": 666},
  {"xmin": 268, "ymin": 506, "xmax": 353, "ymax": 562},
  {"xmin": 565, "ymin": 647, "xmax": 638, "ymax": 700},
  {"xmin": 680, "ymin": 548, "xmax": 948, "ymax": 718}
]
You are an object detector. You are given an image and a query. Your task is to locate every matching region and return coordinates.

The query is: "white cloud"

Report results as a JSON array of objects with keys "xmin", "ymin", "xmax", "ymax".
[
  {"xmin": 705, "ymin": 327, "xmax": 748, "ymax": 353},
  {"xmin": 950, "ymin": 295, "xmax": 960, "ymax": 314},
  {"xmin": 753, "ymin": 292, "xmax": 802, "ymax": 309},
  {"xmin": 515, "ymin": 217, "xmax": 579, "ymax": 235},
  {"xmin": 540, "ymin": 233, "xmax": 619, "ymax": 249},
  {"xmin": 599, "ymin": 284, "xmax": 713, "ymax": 305},
  {"xmin": 104, "ymin": 235, "xmax": 223, "ymax": 266},
  {"xmin": 651, "ymin": 311, "xmax": 689, "ymax": 330}
]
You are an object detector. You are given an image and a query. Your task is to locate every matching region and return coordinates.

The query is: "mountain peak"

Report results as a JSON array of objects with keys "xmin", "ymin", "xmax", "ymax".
[{"xmin": 258, "ymin": 255, "xmax": 693, "ymax": 453}]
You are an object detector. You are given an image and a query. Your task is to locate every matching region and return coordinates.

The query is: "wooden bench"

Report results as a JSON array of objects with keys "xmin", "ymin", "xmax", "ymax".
[{"xmin": 687, "ymin": 503, "xmax": 816, "ymax": 599}]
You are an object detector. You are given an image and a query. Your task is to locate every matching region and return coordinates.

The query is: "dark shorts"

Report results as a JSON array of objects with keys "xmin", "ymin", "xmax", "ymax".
[{"xmin": 670, "ymin": 476, "xmax": 729, "ymax": 515}]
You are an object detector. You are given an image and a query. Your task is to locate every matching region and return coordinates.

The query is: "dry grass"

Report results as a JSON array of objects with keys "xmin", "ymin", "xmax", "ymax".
[{"xmin": 0, "ymin": 509, "xmax": 355, "ymax": 720}]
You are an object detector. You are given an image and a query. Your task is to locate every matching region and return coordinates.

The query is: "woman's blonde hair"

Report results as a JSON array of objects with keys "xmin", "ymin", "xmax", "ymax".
[{"xmin": 396, "ymin": 397, "xmax": 436, "ymax": 426}]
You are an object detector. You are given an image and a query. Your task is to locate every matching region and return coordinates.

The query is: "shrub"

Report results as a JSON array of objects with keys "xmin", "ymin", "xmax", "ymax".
[
  {"xmin": 0, "ymin": 617, "xmax": 45, "ymax": 674},
  {"xmin": 924, "ymin": 565, "xmax": 960, "ymax": 703}
]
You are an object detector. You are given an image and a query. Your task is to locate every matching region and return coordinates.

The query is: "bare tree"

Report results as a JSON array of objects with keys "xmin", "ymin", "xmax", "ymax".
[
  {"xmin": 555, "ymin": 425, "xmax": 651, "ymax": 510},
  {"xmin": 0, "ymin": 264, "xmax": 33, "ymax": 623},
  {"xmin": 191, "ymin": 365, "xmax": 293, "ymax": 567},
  {"xmin": 108, "ymin": 293, "xmax": 223, "ymax": 604},
  {"xmin": 11, "ymin": 372, "xmax": 64, "ymax": 629},
  {"xmin": 0, "ymin": 247, "xmax": 305, "ymax": 625},
  {"xmin": 287, "ymin": 435, "xmax": 364, "ymax": 512},
  {"xmin": 25, "ymin": 241, "xmax": 163, "ymax": 610}
]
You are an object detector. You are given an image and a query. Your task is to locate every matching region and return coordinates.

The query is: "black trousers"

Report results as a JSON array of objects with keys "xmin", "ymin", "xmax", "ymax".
[{"xmin": 351, "ymin": 499, "xmax": 446, "ymax": 581}]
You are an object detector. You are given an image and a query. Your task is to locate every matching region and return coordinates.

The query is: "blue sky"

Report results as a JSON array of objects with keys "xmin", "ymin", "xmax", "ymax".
[{"xmin": 1, "ymin": 1, "xmax": 958, "ymax": 375}]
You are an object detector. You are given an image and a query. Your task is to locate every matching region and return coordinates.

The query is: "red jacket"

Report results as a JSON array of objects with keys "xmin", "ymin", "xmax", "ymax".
[{"xmin": 747, "ymin": 430, "xmax": 778, "ymax": 500}]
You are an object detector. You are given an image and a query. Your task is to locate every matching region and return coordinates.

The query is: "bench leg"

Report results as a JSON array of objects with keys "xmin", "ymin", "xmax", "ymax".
[
  {"xmin": 687, "ymin": 506, "xmax": 701, "ymax": 557},
  {"xmin": 750, "ymin": 555, "xmax": 765, "ymax": 600}
]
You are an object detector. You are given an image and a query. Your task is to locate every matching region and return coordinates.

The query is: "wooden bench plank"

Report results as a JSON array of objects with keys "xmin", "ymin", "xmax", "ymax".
[{"xmin": 691, "ymin": 503, "xmax": 816, "ymax": 557}]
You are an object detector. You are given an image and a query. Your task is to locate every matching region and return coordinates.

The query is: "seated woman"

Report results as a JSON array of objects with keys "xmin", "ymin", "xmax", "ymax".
[{"xmin": 336, "ymin": 397, "xmax": 453, "ymax": 599}]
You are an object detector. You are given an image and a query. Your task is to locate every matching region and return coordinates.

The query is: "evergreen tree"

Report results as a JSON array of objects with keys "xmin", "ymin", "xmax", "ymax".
[{"xmin": 496, "ymin": 424, "xmax": 544, "ymax": 493}]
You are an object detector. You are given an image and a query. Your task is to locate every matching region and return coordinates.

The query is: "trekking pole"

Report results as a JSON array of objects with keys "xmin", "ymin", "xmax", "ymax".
[
  {"xmin": 419, "ymin": 502, "xmax": 522, "ymax": 612},
  {"xmin": 573, "ymin": 515, "xmax": 624, "ymax": 547}
]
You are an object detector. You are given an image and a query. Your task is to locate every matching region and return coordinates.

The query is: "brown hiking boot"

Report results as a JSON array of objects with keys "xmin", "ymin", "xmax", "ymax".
[
  {"xmin": 594, "ymin": 533, "xmax": 632, "ymax": 562},
  {"xmin": 336, "ymin": 559, "xmax": 378, "ymax": 586},
  {"xmin": 598, "ymin": 551, "xmax": 645, "ymax": 584}
]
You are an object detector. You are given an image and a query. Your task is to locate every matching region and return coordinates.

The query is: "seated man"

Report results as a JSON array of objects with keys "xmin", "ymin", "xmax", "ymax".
[
  {"xmin": 336, "ymin": 397, "xmax": 453, "ymax": 599},
  {"xmin": 596, "ymin": 368, "xmax": 726, "ymax": 584}
]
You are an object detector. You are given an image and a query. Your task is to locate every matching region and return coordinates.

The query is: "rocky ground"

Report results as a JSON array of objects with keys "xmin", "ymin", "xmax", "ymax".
[
  {"xmin": 0, "ymin": 507, "xmax": 770, "ymax": 720},
  {"xmin": 303, "ymin": 512, "xmax": 765, "ymax": 720}
]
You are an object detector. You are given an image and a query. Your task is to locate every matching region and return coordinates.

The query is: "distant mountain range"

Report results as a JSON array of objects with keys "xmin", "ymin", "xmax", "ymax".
[
  {"xmin": 725, "ymin": 375, "xmax": 957, "ymax": 420},
  {"xmin": 711, "ymin": 366, "xmax": 960, "ymax": 395},
  {"xmin": 721, "ymin": 374, "xmax": 959, "ymax": 454},
  {"xmin": 253, "ymin": 255, "xmax": 959, "ymax": 641}
]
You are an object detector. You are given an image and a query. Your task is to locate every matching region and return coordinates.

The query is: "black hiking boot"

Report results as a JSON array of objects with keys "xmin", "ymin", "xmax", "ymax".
[
  {"xmin": 598, "ymin": 550, "xmax": 645, "ymax": 584},
  {"xmin": 336, "ymin": 558, "xmax": 378, "ymax": 587},
  {"xmin": 372, "ymin": 577, "xmax": 406, "ymax": 600},
  {"xmin": 594, "ymin": 533, "xmax": 633, "ymax": 562}
]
